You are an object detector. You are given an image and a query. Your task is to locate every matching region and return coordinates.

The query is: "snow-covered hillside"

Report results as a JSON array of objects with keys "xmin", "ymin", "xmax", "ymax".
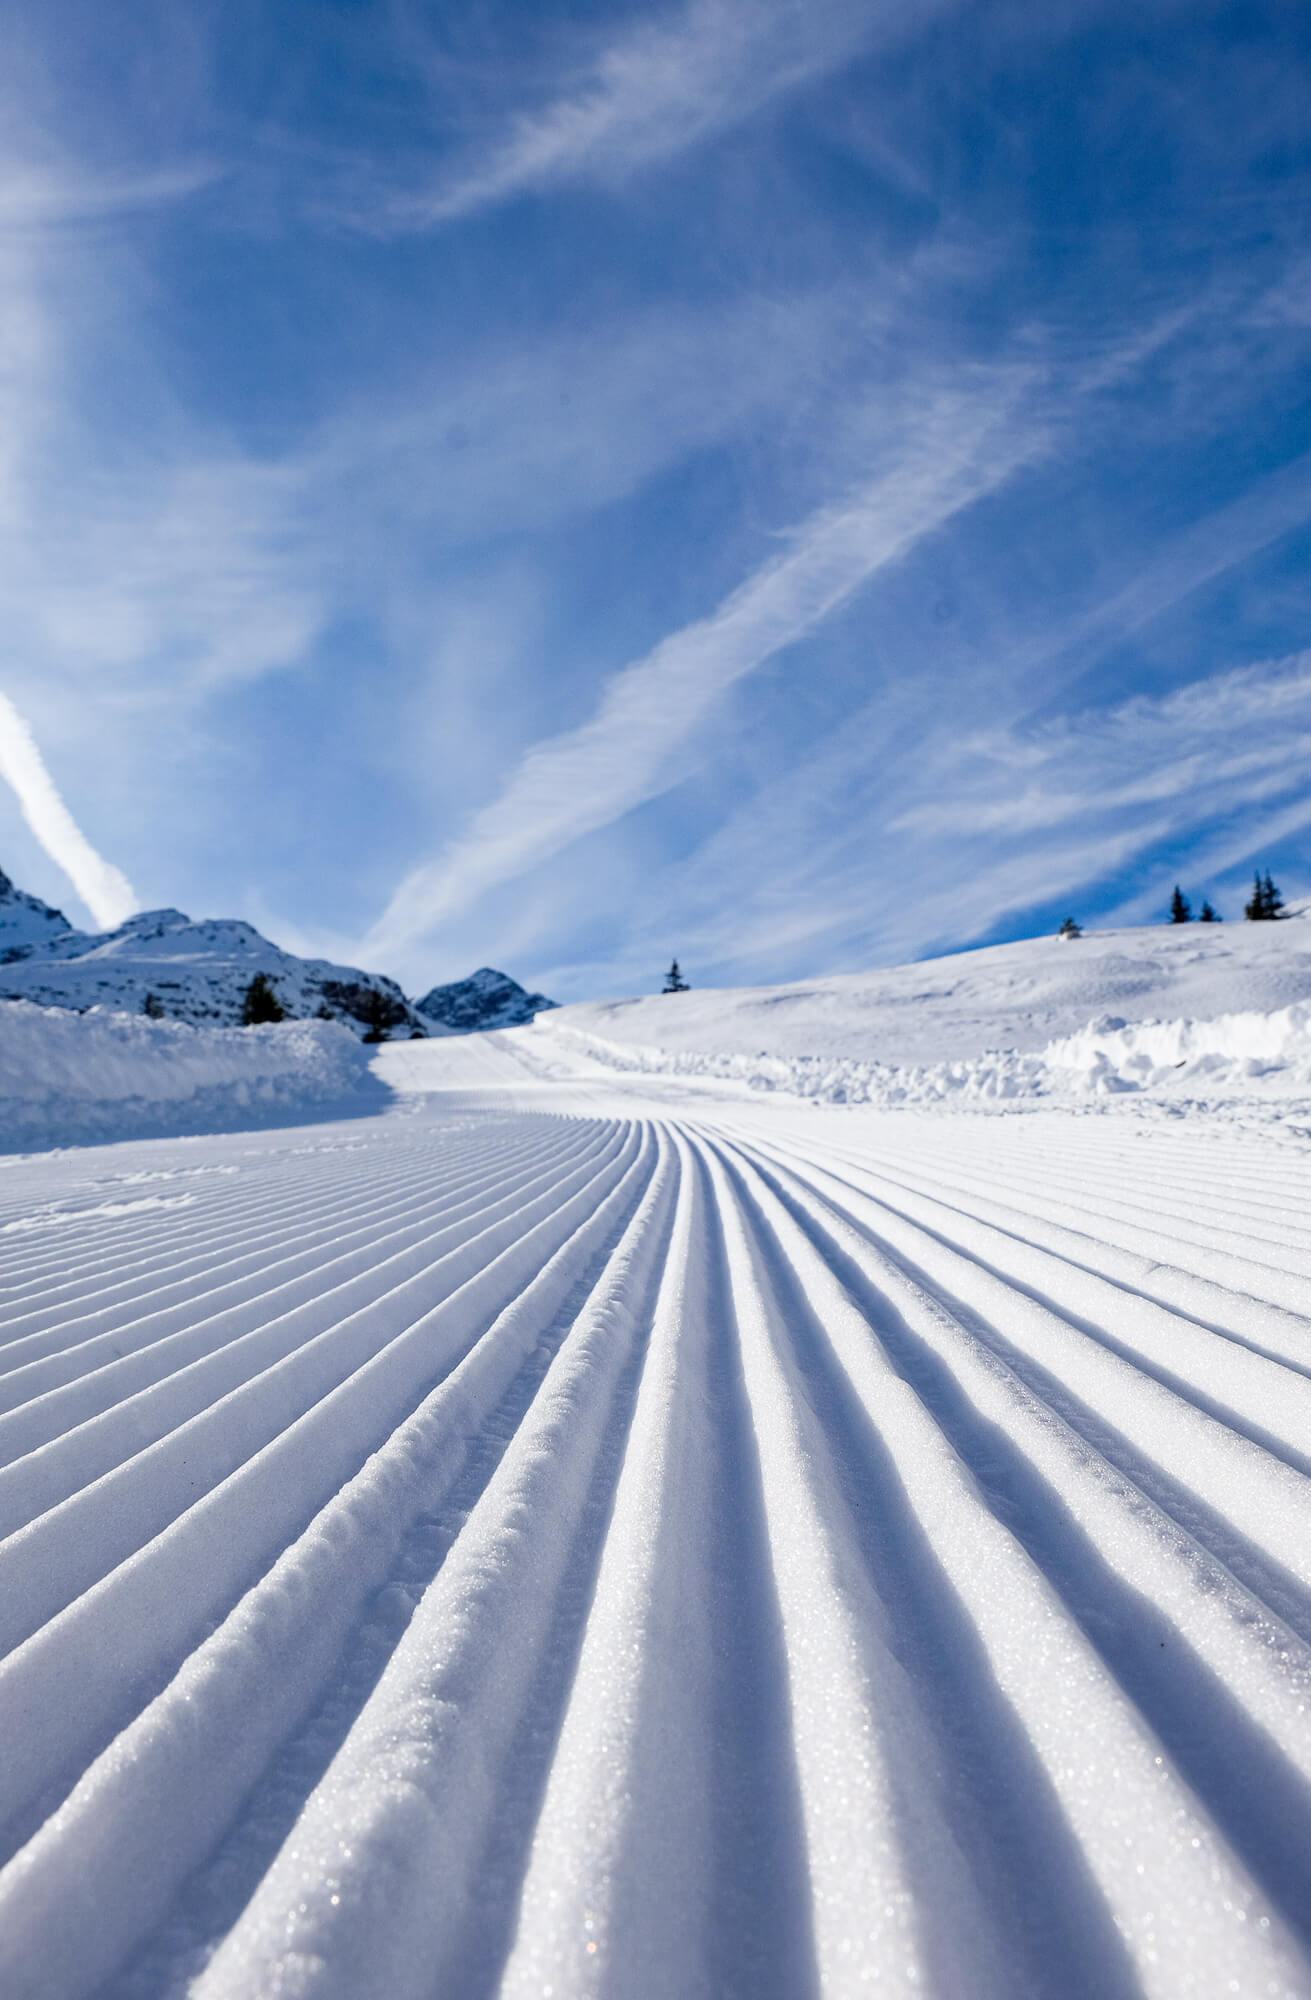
[{"xmin": 548, "ymin": 904, "xmax": 1311, "ymax": 1066}]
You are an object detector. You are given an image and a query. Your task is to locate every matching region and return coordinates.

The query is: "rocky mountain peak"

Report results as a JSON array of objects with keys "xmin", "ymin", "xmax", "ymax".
[
  {"xmin": 415, "ymin": 967, "xmax": 557, "ymax": 1033},
  {"xmin": 0, "ymin": 867, "xmax": 75, "ymax": 965}
]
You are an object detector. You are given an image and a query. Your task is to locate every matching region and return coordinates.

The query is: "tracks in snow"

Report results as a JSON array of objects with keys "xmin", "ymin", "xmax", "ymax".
[{"xmin": 1, "ymin": 1105, "xmax": 1311, "ymax": 1995}]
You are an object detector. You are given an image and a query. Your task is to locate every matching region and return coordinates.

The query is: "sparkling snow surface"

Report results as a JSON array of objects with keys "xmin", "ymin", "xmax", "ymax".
[{"xmin": 3, "ymin": 1022, "xmax": 1311, "ymax": 1997}]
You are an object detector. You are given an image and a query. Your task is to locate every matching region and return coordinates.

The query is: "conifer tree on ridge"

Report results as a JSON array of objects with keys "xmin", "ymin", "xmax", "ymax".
[
  {"xmin": 1244, "ymin": 871, "xmax": 1285, "ymax": 921},
  {"xmin": 241, "ymin": 972, "xmax": 286, "ymax": 1024}
]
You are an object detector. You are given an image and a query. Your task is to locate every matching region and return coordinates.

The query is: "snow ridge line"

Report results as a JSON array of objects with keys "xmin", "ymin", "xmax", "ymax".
[
  {"xmin": 2, "ymin": 1106, "xmax": 1311, "ymax": 1995},
  {"xmin": 0, "ymin": 1122, "xmax": 635, "ymax": 1650},
  {"xmin": 0, "ymin": 1120, "xmax": 587, "ymax": 1416},
  {"xmin": 0, "ymin": 1124, "xmax": 664, "ymax": 2000},
  {"xmin": 0, "ymin": 1122, "xmax": 640, "ymax": 1871},
  {"xmin": 0, "ymin": 1117, "xmax": 564, "ymax": 1332},
  {"xmin": 191, "ymin": 1125, "xmax": 681, "ymax": 2000},
  {"xmin": 0, "ymin": 1121, "xmax": 604, "ymax": 1470},
  {"xmin": 706, "ymin": 1130, "xmax": 1310, "ymax": 1995}
]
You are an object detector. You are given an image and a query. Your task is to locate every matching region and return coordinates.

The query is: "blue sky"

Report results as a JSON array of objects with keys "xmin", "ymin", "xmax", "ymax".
[{"xmin": 2, "ymin": 0, "xmax": 1311, "ymax": 1000}]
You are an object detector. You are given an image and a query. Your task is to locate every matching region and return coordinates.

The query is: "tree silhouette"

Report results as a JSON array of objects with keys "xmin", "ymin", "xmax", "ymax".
[
  {"xmin": 662, "ymin": 959, "xmax": 690, "ymax": 992},
  {"xmin": 1169, "ymin": 885, "xmax": 1191, "ymax": 923},
  {"xmin": 1244, "ymin": 871, "xmax": 1285, "ymax": 921},
  {"xmin": 1057, "ymin": 917, "xmax": 1081, "ymax": 939},
  {"xmin": 361, "ymin": 988, "xmax": 392, "ymax": 1042},
  {"xmin": 241, "ymin": 972, "xmax": 286, "ymax": 1024},
  {"xmin": 1199, "ymin": 900, "xmax": 1219, "ymax": 922}
]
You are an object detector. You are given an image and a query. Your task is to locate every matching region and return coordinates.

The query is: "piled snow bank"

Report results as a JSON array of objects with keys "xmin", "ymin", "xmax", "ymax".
[
  {"xmin": 532, "ymin": 1005, "xmax": 1311, "ymax": 1110},
  {"xmin": 1045, "ymin": 1003, "xmax": 1311, "ymax": 1094},
  {"xmin": 532, "ymin": 1020, "xmax": 1047, "ymax": 1105},
  {"xmin": 0, "ymin": 1002, "xmax": 382, "ymax": 1151}
]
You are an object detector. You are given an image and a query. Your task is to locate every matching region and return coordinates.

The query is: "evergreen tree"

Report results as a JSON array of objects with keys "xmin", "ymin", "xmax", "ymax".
[
  {"xmin": 241, "ymin": 972, "xmax": 286, "ymax": 1024},
  {"xmin": 1199, "ymin": 899, "xmax": 1219, "ymax": 922},
  {"xmin": 1057, "ymin": 917, "xmax": 1081, "ymax": 939},
  {"xmin": 1169, "ymin": 885, "xmax": 1191, "ymax": 924},
  {"xmin": 1245, "ymin": 871, "xmax": 1285, "ymax": 921},
  {"xmin": 142, "ymin": 991, "xmax": 165, "ymax": 1019},
  {"xmin": 662, "ymin": 959, "xmax": 690, "ymax": 992},
  {"xmin": 361, "ymin": 988, "xmax": 391, "ymax": 1042}
]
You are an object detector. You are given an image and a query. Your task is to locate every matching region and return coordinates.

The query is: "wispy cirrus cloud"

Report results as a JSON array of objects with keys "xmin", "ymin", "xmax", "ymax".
[
  {"xmin": 387, "ymin": 0, "xmax": 949, "ymax": 228},
  {"xmin": 0, "ymin": 160, "xmax": 219, "ymax": 232},
  {"xmin": 364, "ymin": 371, "xmax": 1042, "ymax": 960},
  {"xmin": 891, "ymin": 654, "xmax": 1311, "ymax": 846},
  {"xmin": 0, "ymin": 692, "xmax": 137, "ymax": 927},
  {"xmin": 537, "ymin": 643, "xmax": 1311, "ymax": 999},
  {"xmin": 0, "ymin": 138, "xmax": 313, "ymax": 705}
]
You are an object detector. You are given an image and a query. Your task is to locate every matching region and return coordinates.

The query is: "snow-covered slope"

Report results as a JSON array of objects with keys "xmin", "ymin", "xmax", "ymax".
[
  {"xmin": 0, "ymin": 899, "xmax": 422, "ymax": 1039},
  {"xmin": 415, "ymin": 966, "xmax": 557, "ymax": 1033},
  {"xmin": 532, "ymin": 998, "xmax": 1311, "ymax": 1110},
  {"xmin": 548, "ymin": 906, "xmax": 1311, "ymax": 1066}
]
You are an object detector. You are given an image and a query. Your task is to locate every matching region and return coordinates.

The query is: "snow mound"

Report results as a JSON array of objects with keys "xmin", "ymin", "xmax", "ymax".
[
  {"xmin": 0, "ymin": 1002, "xmax": 384, "ymax": 1151},
  {"xmin": 533, "ymin": 1002, "xmax": 1311, "ymax": 1110},
  {"xmin": 1046, "ymin": 1003, "xmax": 1311, "ymax": 1093}
]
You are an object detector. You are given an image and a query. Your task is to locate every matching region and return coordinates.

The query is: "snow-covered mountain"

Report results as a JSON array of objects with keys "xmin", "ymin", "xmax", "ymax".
[
  {"xmin": 0, "ymin": 864, "xmax": 562, "ymax": 1041},
  {"xmin": 415, "ymin": 967, "xmax": 557, "ymax": 1033},
  {"xmin": 0, "ymin": 878, "xmax": 423, "ymax": 1038}
]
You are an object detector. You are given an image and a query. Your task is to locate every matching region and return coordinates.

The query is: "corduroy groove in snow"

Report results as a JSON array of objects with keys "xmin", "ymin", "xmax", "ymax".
[{"xmin": 1, "ymin": 1080, "xmax": 1311, "ymax": 1997}]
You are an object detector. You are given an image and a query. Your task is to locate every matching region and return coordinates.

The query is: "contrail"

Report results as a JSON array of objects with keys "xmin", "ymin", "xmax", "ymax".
[{"xmin": 0, "ymin": 693, "xmax": 138, "ymax": 930}]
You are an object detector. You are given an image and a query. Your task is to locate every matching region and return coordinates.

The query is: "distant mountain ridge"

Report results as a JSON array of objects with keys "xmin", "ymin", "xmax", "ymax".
[
  {"xmin": 415, "ymin": 967, "xmax": 558, "ymax": 1032},
  {"xmin": 0, "ymin": 868, "xmax": 553, "ymax": 1039}
]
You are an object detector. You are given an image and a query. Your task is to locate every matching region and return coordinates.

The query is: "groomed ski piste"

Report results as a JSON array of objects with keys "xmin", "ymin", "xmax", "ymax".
[{"xmin": 6, "ymin": 922, "xmax": 1311, "ymax": 1999}]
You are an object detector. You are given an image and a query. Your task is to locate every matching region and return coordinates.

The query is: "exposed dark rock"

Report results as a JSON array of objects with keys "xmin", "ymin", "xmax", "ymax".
[
  {"xmin": 318, "ymin": 979, "xmax": 413, "ymax": 1033},
  {"xmin": 415, "ymin": 967, "xmax": 557, "ymax": 1033}
]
